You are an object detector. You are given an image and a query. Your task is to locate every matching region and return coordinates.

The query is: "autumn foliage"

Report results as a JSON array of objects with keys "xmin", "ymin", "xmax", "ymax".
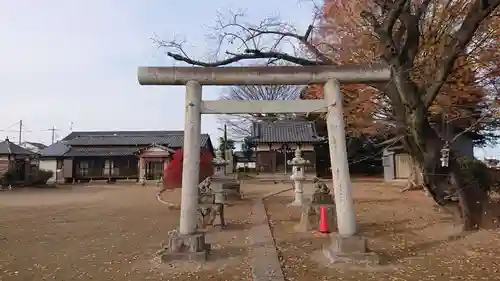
[
  {"xmin": 309, "ymin": 0, "xmax": 500, "ymax": 229},
  {"xmin": 162, "ymin": 149, "xmax": 214, "ymax": 190},
  {"xmin": 305, "ymin": 0, "xmax": 500, "ymax": 142}
]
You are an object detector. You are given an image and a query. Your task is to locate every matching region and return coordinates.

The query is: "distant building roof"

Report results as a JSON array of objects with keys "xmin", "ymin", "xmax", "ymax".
[
  {"xmin": 62, "ymin": 130, "xmax": 211, "ymax": 148},
  {"xmin": 40, "ymin": 131, "xmax": 214, "ymax": 158},
  {"xmin": 63, "ymin": 144, "xmax": 177, "ymax": 157},
  {"xmin": 0, "ymin": 138, "xmax": 34, "ymax": 156},
  {"xmin": 250, "ymin": 120, "xmax": 322, "ymax": 143},
  {"xmin": 40, "ymin": 141, "xmax": 70, "ymax": 157},
  {"xmin": 64, "ymin": 146, "xmax": 143, "ymax": 157}
]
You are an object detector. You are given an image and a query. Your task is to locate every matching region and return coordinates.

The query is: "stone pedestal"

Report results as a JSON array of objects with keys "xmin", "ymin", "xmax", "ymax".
[
  {"xmin": 212, "ymin": 150, "xmax": 242, "ymax": 201},
  {"xmin": 323, "ymin": 234, "xmax": 379, "ymax": 266},
  {"xmin": 159, "ymin": 230, "xmax": 210, "ymax": 263},
  {"xmin": 222, "ymin": 182, "xmax": 242, "ymax": 200},
  {"xmin": 288, "ymin": 180, "xmax": 304, "ymax": 207},
  {"xmin": 211, "ymin": 178, "xmax": 241, "ymax": 201},
  {"xmin": 294, "ymin": 202, "xmax": 336, "ymax": 233},
  {"xmin": 198, "ymin": 203, "xmax": 226, "ymax": 229}
]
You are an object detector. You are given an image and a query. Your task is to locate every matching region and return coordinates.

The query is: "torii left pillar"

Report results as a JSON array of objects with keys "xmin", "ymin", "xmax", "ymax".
[{"xmin": 158, "ymin": 80, "xmax": 210, "ymax": 263}]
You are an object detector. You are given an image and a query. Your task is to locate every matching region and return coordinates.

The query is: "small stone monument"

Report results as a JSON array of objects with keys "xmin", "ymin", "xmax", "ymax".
[
  {"xmin": 287, "ymin": 148, "xmax": 310, "ymax": 206},
  {"xmin": 294, "ymin": 178, "xmax": 336, "ymax": 233},
  {"xmin": 158, "ymin": 178, "xmax": 213, "ymax": 262},
  {"xmin": 211, "ymin": 150, "xmax": 241, "ymax": 200}
]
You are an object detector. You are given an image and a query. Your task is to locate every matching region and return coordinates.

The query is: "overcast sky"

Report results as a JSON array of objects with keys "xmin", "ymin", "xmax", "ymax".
[
  {"xmin": 0, "ymin": 1, "xmax": 496, "ymax": 158},
  {"xmin": 0, "ymin": 0, "xmax": 314, "ymax": 146}
]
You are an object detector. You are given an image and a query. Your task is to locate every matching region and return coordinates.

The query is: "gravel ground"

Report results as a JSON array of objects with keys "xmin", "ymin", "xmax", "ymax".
[
  {"xmin": 4, "ymin": 179, "xmax": 497, "ymax": 281},
  {"xmin": 0, "ymin": 184, "xmax": 254, "ymax": 281},
  {"xmin": 265, "ymin": 179, "xmax": 500, "ymax": 281}
]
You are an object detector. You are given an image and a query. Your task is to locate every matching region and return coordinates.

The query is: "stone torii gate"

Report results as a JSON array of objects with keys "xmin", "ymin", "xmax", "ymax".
[{"xmin": 137, "ymin": 65, "xmax": 390, "ymax": 261}]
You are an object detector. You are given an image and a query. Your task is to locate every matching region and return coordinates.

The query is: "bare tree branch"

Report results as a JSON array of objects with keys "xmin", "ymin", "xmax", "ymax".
[
  {"xmin": 154, "ymin": 10, "xmax": 327, "ymax": 66},
  {"xmin": 247, "ymin": 25, "xmax": 333, "ymax": 63},
  {"xmin": 217, "ymin": 84, "xmax": 302, "ymax": 138},
  {"xmin": 450, "ymin": 115, "xmax": 489, "ymax": 144},
  {"xmin": 166, "ymin": 49, "xmax": 323, "ymax": 66}
]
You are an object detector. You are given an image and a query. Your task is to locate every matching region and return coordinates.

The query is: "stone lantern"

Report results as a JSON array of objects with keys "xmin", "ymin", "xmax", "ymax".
[
  {"xmin": 287, "ymin": 148, "xmax": 310, "ymax": 206},
  {"xmin": 211, "ymin": 150, "xmax": 242, "ymax": 201},
  {"xmin": 212, "ymin": 150, "xmax": 230, "ymax": 177}
]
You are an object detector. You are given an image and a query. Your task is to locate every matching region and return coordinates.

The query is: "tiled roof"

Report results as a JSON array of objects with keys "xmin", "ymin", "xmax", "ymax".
[
  {"xmin": 40, "ymin": 141, "xmax": 71, "ymax": 157},
  {"xmin": 62, "ymin": 130, "xmax": 181, "ymax": 140},
  {"xmin": 63, "ymin": 131, "xmax": 211, "ymax": 148},
  {"xmin": 64, "ymin": 146, "xmax": 143, "ymax": 157},
  {"xmin": 63, "ymin": 131, "xmax": 176, "ymax": 141},
  {"xmin": 39, "ymin": 131, "xmax": 214, "ymax": 158},
  {"xmin": 250, "ymin": 120, "xmax": 321, "ymax": 143},
  {"xmin": 0, "ymin": 139, "xmax": 34, "ymax": 155}
]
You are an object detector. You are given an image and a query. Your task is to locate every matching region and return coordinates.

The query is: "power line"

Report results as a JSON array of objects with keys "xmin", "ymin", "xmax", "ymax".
[{"xmin": 0, "ymin": 121, "xmax": 21, "ymax": 132}]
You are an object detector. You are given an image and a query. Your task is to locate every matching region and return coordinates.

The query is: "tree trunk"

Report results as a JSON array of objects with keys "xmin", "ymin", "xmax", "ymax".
[
  {"xmin": 404, "ymin": 117, "xmax": 488, "ymax": 230},
  {"xmin": 402, "ymin": 159, "xmax": 427, "ymax": 194},
  {"xmin": 375, "ymin": 80, "xmax": 489, "ymax": 230},
  {"xmin": 449, "ymin": 162, "xmax": 488, "ymax": 230}
]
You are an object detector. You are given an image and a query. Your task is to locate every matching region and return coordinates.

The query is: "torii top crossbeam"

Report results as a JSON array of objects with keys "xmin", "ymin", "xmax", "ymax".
[{"xmin": 137, "ymin": 64, "xmax": 391, "ymax": 86}]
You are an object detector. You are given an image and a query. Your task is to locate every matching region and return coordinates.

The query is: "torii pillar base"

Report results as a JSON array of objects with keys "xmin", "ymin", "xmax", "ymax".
[
  {"xmin": 158, "ymin": 230, "xmax": 211, "ymax": 263},
  {"xmin": 323, "ymin": 233, "xmax": 380, "ymax": 267}
]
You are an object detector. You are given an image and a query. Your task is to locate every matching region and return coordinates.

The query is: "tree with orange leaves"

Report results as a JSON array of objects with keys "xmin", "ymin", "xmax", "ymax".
[
  {"xmin": 306, "ymin": 1, "xmax": 498, "ymax": 191},
  {"xmin": 155, "ymin": 0, "xmax": 500, "ymax": 229},
  {"xmin": 316, "ymin": 0, "xmax": 500, "ymax": 204}
]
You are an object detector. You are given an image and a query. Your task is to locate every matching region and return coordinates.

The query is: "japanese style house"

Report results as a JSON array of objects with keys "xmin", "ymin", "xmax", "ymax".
[{"xmin": 39, "ymin": 131, "xmax": 214, "ymax": 183}]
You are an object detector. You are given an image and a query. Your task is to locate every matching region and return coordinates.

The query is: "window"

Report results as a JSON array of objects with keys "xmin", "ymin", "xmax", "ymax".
[{"xmin": 79, "ymin": 161, "xmax": 89, "ymax": 176}]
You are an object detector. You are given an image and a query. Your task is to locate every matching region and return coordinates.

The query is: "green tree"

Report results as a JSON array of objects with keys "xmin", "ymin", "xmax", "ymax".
[{"xmin": 218, "ymin": 137, "xmax": 236, "ymax": 151}]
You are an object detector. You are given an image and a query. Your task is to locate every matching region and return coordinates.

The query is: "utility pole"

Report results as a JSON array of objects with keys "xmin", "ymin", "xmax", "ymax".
[
  {"xmin": 223, "ymin": 124, "xmax": 228, "ymax": 175},
  {"xmin": 18, "ymin": 120, "xmax": 22, "ymax": 145},
  {"xmin": 49, "ymin": 126, "xmax": 57, "ymax": 144},
  {"xmin": 223, "ymin": 124, "xmax": 228, "ymax": 158}
]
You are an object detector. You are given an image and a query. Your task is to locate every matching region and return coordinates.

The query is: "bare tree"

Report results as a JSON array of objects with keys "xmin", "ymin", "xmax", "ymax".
[
  {"xmin": 152, "ymin": 10, "xmax": 323, "ymax": 67},
  {"xmin": 217, "ymin": 84, "xmax": 302, "ymax": 139},
  {"xmin": 154, "ymin": 0, "xmax": 500, "ymax": 230}
]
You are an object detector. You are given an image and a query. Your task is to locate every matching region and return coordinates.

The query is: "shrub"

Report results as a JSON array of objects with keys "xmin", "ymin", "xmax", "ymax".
[
  {"xmin": 30, "ymin": 169, "xmax": 54, "ymax": 186},
  {"xmin": 458, "ymin": 157, "xmax": 497, "ymax": 194},
  {"xmin": 0, "ymin": 168, "xmax": 22, "ymax": 186}
]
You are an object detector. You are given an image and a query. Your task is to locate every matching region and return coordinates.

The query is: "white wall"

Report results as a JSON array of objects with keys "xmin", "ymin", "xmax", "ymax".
[
  {"xmin": 39, "ymin": 159, "xmax": 57, "ymax": 183},
  {"xmin": 236, "ymin": 162, "xmax": 256, "ymax": 168}
]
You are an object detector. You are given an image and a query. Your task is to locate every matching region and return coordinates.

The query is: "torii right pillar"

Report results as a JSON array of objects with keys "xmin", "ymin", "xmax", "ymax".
[{"xmin": 323, "ymin": 79, "xmax": 380, "ymax": 266}]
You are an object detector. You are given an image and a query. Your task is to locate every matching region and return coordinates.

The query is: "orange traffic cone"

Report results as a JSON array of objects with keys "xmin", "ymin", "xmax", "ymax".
[{"xmin": 319, "ymin": 206, "xmax": 330, "ymax": 233}]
